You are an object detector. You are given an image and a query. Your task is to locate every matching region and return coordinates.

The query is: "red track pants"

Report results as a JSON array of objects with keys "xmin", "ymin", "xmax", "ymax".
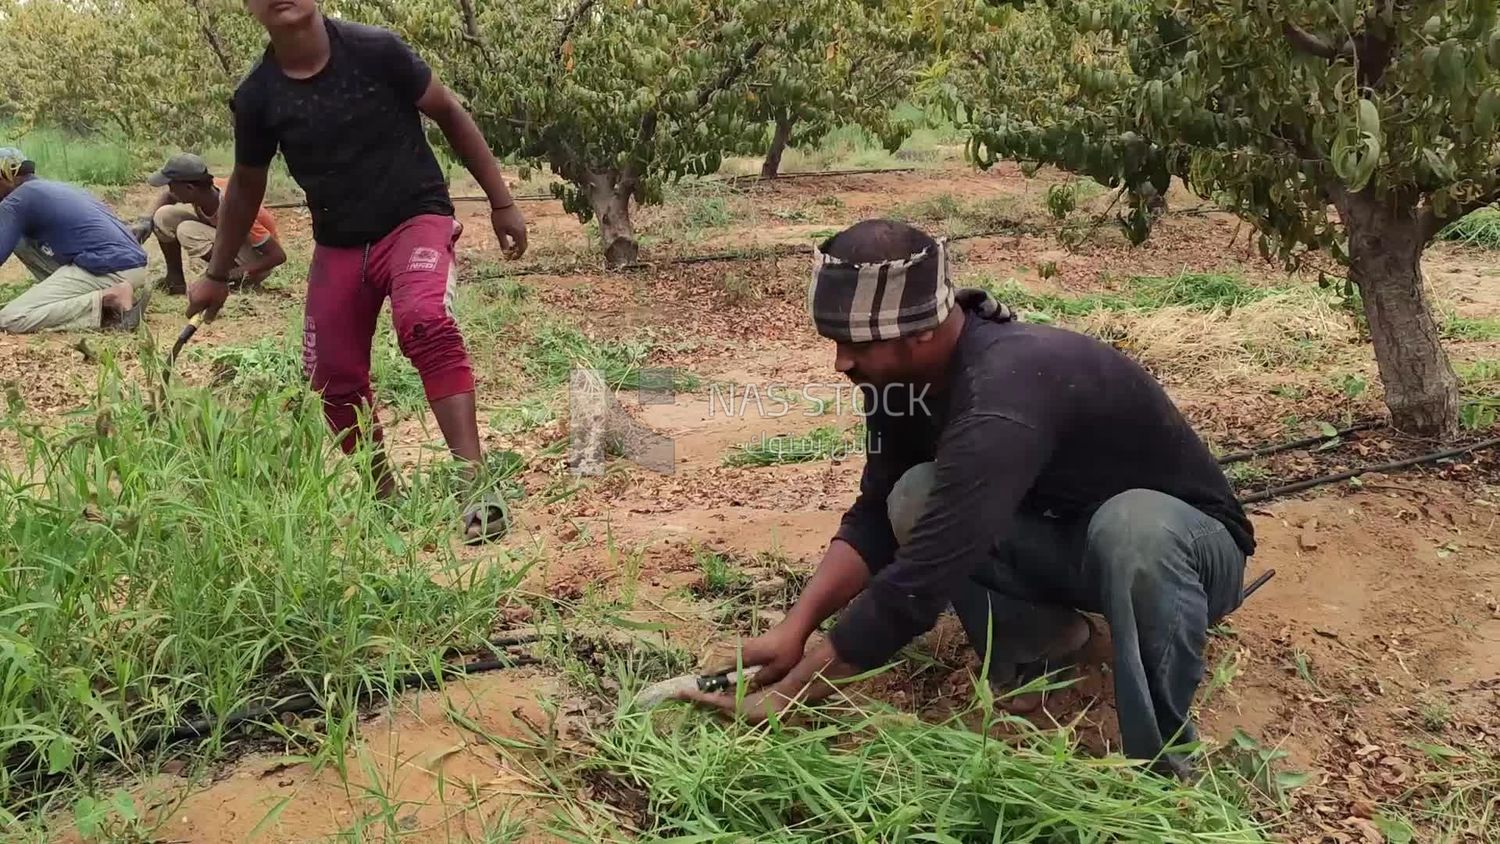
[{"xmin": 301, "ymin": 214, "xmax": 475, "ymax": 453}]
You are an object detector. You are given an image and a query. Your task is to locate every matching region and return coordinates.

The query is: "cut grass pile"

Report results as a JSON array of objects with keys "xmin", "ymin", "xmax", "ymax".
[
  {"xmin": 588, "ymin": 694, "xmax": 1268, "ymax": 842},
  {"xmin": 0, "ymin": 363, "xmax": 526, "ymax": 826},
  {"xmin": 722, "ymin": 423, "xmax": 864, "ymax": 467},
  {"xmin": 1383, "ymin": 743, "xmax": 1500, "ymax": 842},
  {"xmin": 1438, "ymin": 206, "xmax": 1500, "ymax": 248}
]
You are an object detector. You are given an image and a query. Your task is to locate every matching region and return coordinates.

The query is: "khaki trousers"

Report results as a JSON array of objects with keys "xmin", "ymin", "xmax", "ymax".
[
  {"xmin": 0, "ymin": 240, "xmax": 147, "ymax": 333},
  {"xmin": 153, "ymin": 204, "xmax": 264, "ymax": 271}
]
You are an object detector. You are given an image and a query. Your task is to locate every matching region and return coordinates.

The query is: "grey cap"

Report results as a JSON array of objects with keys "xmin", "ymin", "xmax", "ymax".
[{"xmin": 147, "ymin": 152, "xmax": 211, "ymax": 186}]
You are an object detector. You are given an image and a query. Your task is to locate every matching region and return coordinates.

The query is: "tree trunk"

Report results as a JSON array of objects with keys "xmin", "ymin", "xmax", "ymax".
[
  {"xmin": 760, "ymin": 115, "xmax": 795, "ymax": 180},
  {"xmin": 1340, "ymin": 193, "xmax": 1459, "ymax": 439},
  {"xmin": 586, "ymin": 172, "xmax": 638, "ymax": 268}
]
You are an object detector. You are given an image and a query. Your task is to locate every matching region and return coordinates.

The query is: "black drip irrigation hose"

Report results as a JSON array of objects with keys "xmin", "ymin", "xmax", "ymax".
[
  {"xmin": 4, "ymin": 633, "xmax": 543, "ymax": 791},
  {"xmin": 1236, "ymin": 435, "xmax": 1500, "ymax": 506},
  {"xmin": 1215, "ymin": 421, "xmax": 1382, "ymax": 466}
]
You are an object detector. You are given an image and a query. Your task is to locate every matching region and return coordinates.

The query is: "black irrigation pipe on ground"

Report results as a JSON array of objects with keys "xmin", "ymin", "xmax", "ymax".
[
  {"xmin": 1216, "ymin": 420, "xmax": 1383, "ymax": 466},
  {"xmin": 1237, "ymin": 435, "xmax": 1500, "ymax": 505},
  {"xmin": 4, "ymin": 634, "xmax": 543, "ymax": 793}
]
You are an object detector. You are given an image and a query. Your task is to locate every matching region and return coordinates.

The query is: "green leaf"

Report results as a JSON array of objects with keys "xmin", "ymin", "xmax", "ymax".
[
  {"xmin": 46, "ymin": 738, "xmax": 75, "ymax": 776},
  {"xmin": 1274, "ymin": 770, "xmax": 1311, "ymax": 791},
  {"xmin": 1476, "ymin": 89, "xmax": 1500, "ymax": 136},
  {"xmin": 1356, "ymin": 99, "xmax": 1380, "ymax": 137},
  {"xmin": 1374, "ymin": 814, "xmax": 1415, "ymax": 844}
]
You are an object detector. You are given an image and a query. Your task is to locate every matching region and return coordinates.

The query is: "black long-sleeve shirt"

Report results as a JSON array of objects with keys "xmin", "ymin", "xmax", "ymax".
[{"xmin": 828, "ymin": 307, "xmax": 1254, "ymax": 670}]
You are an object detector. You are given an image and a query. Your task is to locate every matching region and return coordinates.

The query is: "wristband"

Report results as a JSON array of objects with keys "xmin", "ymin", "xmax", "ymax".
[{"xmin": 204, "ymin": 270, "xmax": 230, "ymax": 284}]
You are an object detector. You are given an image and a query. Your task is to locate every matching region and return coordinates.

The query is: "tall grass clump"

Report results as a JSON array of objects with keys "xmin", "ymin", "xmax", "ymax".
[
  {"xmin": 3, "ymin": 125, "xmax": 137, "ymax": 185},
  {"xmin": 200, "ymin": 324, "xmax": 427, "ymax": 413},
  {"xmin": 587, "ymin": 691, "xmax": 1268, "ymax": 842},
  {"xmin": 0, "ymin": 359, "xmax": 525, "ymax": 823}
]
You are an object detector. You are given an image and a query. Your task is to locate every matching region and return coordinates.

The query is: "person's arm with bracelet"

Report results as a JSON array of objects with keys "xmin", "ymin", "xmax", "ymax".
[
  {"xmin": 186, "ymin": 164, "xmax": 268, "ymax": 320},
  {"xmin": 417, "ymin": 79, "xmax": 527, "ymax": 259}
]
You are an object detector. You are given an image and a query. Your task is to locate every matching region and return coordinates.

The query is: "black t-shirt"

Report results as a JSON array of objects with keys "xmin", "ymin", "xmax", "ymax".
[
  {"xmin": 231, "ymin": 18, "xmax": 454, "ymax": 246},
  {"xmin": 828, "ymin": 305, "xmax": 1255, "ymax": 670}
]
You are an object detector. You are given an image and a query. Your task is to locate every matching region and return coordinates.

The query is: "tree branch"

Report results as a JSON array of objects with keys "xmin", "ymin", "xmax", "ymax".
[
  {"xmin": 695, "ymin": 40, "xmax": 767, "ymax": 110},
  {"xmin": 554, "ymin": 0, "xmax": 597, "ymax": 64},
  {"xmin": 455, "ymin": 0, "xmax": 489, "ymax": 53},
  {"xmin": 1281, "ymin": 22, "xmax": 1344, "ymax": 60},
  {"xmin": 187, "ymin": 0, "xmax": 234, "ymax": 76}
]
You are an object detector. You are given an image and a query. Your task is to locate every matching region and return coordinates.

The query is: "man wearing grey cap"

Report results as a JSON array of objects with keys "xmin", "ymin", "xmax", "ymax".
[
  {"xmin": 684, "ymin": 219, "xmax": 1255, "ymax": 779},
  {"xmin": 135, "ymin": 153, "xmax": 285, "ymax": 294},
  {"xmin": 0, "ymin": 148, "xmax": 149, "ymax": 333}
]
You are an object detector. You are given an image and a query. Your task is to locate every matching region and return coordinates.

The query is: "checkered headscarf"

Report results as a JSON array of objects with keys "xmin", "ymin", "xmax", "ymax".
[{"xmin": 808, "ymin": 235, "xmax": 1013, "ymax": 342}]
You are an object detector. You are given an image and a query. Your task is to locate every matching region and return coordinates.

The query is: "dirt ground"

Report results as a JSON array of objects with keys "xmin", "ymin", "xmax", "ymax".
[{"xmin": 8, "ymin": 162, "xmax": 1499, "ymax": 842}]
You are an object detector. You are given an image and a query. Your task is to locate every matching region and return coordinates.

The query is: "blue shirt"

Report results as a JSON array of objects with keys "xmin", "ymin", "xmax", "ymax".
[{"xmin": 0, "ymin": 179, "xmax": 147, "ymax": 275}]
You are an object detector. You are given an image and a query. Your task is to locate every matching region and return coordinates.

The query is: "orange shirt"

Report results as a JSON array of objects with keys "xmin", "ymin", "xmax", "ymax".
[{"xmin": 208, "ymin": 177, "xmax": 278, "ymax": 247}]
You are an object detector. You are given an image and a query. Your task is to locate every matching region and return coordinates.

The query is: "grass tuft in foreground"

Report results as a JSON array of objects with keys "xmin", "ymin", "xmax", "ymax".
[
  {"xmin": 585, "ymin": 691, "xmax": 1268, "ymax": 842},
  {"xmin": 0, "ymin": 360, "xmax": 525, "ymax": 825}
]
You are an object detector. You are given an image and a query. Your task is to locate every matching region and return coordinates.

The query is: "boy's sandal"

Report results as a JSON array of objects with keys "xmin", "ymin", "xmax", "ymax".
[{"xmin": 462, "ymin": 494, "xmax": 510, "ymax": 545}]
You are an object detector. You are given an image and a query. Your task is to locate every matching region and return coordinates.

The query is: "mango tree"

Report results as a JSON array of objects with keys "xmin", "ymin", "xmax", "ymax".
[
  {"xmin": 0, "ymin": 0, "xmax": 262, "ymax": 148},
  {"xmin": 744, "ymin": 0, "xmax": 932, "ymax": 178},
  {"xmin": 954, "ymin": 0, "xmax": 1500, "ymax": 438},
  {"xmin": 361, "ymin": 0, "xmax": 831, "ymax": 267}
]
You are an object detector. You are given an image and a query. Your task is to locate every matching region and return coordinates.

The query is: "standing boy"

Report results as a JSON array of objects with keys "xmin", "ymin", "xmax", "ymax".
[{"xmin": 189, "ymin": 0, "xmax": 528, "ymax": 542}]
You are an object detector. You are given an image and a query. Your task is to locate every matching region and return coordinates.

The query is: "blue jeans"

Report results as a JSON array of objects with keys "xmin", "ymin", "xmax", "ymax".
[{"xmin": 887, "ymin": 463, "xmax": 1247, "ymax": 773}]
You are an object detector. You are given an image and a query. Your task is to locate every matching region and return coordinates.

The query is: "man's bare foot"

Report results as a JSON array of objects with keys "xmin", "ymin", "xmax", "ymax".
[
  {"xmin": 160, "ymin": 273, "xmax": 187, "ymax": 295},
  {"xmin": 100, "ymin": 281, "xmax": 134, "ymax": 315},
  {"xmin": 100, "ymin": 282, "xmax": 149, "ymax": 331}
]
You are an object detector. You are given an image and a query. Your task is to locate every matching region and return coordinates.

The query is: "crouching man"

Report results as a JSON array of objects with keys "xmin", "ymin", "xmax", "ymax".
[
  {"xmin": 139, "ymin": 153, "xmax": 285, "ymax": 294},
  {"xmin": 0, "ymin": 148, "xmax": 149, "ymax": 333},
  {"xmin": 683, "ymin": 219, "xmax": 1256, "ymax": 778}
]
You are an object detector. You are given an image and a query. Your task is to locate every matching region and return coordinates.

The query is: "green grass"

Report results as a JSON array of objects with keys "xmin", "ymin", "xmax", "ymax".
[
  {"xmin": 890, "ymin": 192, "xmax": 1023, "ymax": 235},
  {"xmin": 2, "ymin": 124, "xmax": 137, "ymax": 186},
  {"xmin": 1442, "ymin": 314, "xmax": 1500, "ymax": 341},
  {"xmin": 0, "ymin": 281, "xmax": 27, "ymax": 308},
  {"xmin": 982, "ymin": 272, "xmax": 1275, "ymax": 322},
  {"xmin": 0, "ymin": 357, "xmax": 527, "ymax": 828},
  {"xmin": 1377, "ymin": 743, "xmax": 1499, "ymax": 842},
  {"xmin": 585, "ymin": 690, "xmax": 1268, "ymax": 841},
  {"xmin": 522, "ymin": 323, "xmax": 696, "ymax": 392},
  {"xmin": 722, "ymin": 424, "xmax": 864, "ymax": 467},
  {"xmin": 693, "ymin": 549, "xmax": 752, "ymax": 598},
  {"xmin": 197, "ymin": 327, "xmax": 428, "ymax": 414},
  {"xmin": 1438, "ymin": 207, "xmax": 1500, "ymax": 248}
]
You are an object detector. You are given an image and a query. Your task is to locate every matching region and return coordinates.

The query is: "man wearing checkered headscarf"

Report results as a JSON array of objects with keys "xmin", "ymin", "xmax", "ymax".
[
  {"xmin": 0, "ymin": 148, "xmax": 149, "ymax": 333},
  {"xmin": 685, "ymin": 219, "xmax": 1258, "ymax": 780}
]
